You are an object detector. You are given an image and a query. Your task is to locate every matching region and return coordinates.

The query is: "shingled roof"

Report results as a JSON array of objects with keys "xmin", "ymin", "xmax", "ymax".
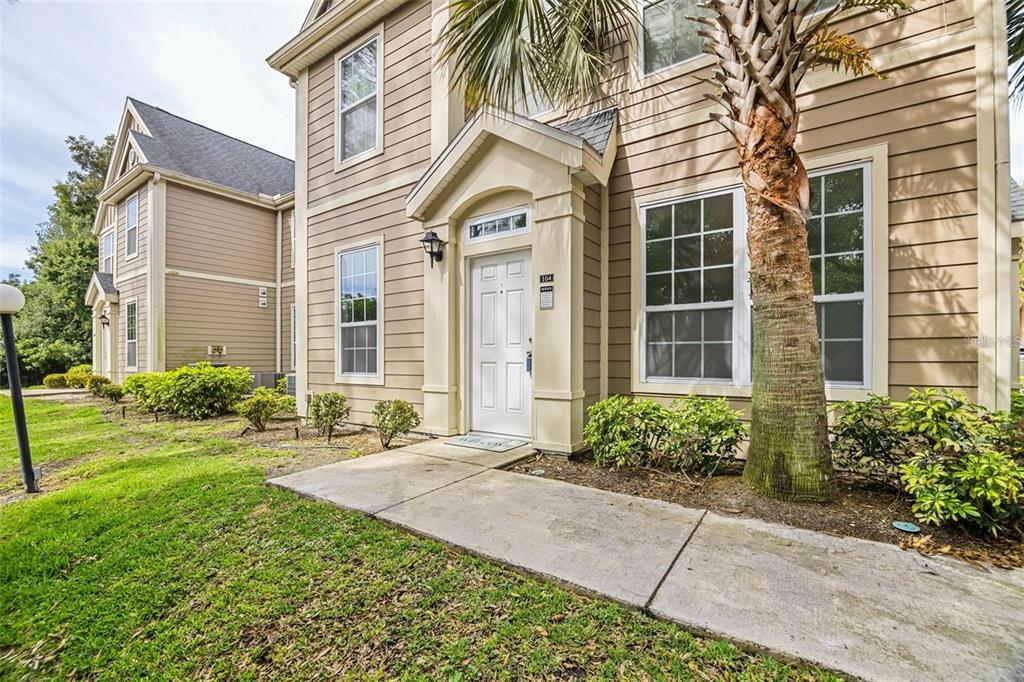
[
  {"xmin": 1011, "ymin": 178, "xmax": 1024, "ymax": 222},
  {"xmin": 94, "ymin": 272, "xmax": 117, "ymax": 295},
  {"xmin": 128, "ymin": 98, "xmax": 294, "ymax": 198},
  {"xmin": 553, "ymin": 107, "xmax": 617, "ymax": 154}
]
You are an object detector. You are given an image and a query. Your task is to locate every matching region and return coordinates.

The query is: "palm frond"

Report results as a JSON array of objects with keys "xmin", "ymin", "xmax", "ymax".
[
  {"xmin": 1009, "ymin": 0, "xmax": 1024, "ymax": 101},
  {"xmin": 438, "ymin": 0, "xmax": 636, "ymax": 112}
]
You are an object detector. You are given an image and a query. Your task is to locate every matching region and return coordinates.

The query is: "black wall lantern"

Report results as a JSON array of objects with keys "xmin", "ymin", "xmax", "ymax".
[
  {"xmin": 420, "ymin": 230, "xmax": 444, "ymax": 268},
  {"xmin": 99, "ymin": 312, "xmax": 110, "ymax": 327}
]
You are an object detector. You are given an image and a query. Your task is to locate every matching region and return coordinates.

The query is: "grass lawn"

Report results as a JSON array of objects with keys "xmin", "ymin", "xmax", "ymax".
[{"xmin": 0, "ymin": 398, "xmax": 841, "ymax": 680}]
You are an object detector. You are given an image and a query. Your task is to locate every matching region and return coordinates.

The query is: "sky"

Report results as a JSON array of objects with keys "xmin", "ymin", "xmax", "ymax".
[
  {"xmin": 2, "ymin": 3, "xmax": 1024, "ymax": 282},
  {"xmin": 0, "ymin": 0, "xmax": 308, "ymax": 281}
]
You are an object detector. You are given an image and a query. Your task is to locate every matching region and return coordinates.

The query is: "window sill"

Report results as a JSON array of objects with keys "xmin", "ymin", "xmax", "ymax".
[
  {"xmin": 334, "ymin": 146, "xmax": 384, "ymax": 174},
  {"xmin": 632, "ymin": 54, "xmax": 714, "ymax": 93},
  {"xmin": 632, "ymin": 378, "xmax": 876, "ymax": 402},
  {"xmin": 334, "ymin": 373, "xmax": 384, "ymax": 387}
]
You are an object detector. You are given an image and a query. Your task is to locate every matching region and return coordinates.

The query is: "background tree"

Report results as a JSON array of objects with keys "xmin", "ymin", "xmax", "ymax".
[
  {"xmin": 1, "ymin": 134, "xmax": 113, "ymax": 386},
  {"xmin": 1009, "ymin": 0, "xmax": 1024, "ymax": 100},
  {"xmin": 440, "ymin": 0, "xmax": 906, "ymax": 501}
]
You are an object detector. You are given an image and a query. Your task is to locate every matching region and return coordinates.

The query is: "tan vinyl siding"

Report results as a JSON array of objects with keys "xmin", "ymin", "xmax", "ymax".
[
  {"xmin": 165, "ymin": 182, "xmax": 277, "ymax": 281},
  {"xmin": 165, "ymin": 275, "xmax": 277, "ymax": 371},
  {"xmin": 117, "ymin": 275, "xmax": 147, "ymax": 374},
  {"xmin": 583, "ymin": 184, "xmax": 603, "ymax": 412},
  {"xmin": 303, "ymin": 0, "xmax": 431, "ymax": 424},
  {"xmin": 117, "ymin": 187, "xmax": 147, "ymax": 277},
  {"xmin": 281, "ymin": 285, "xmax": 295, "ymax": 371},
  {"xmin": 598, "ymin": 2, "xmax": 980, "ymax": 401}
]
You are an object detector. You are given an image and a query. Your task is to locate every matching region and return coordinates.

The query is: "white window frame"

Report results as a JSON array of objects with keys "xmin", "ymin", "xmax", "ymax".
[
  {"xmin": 632, "ymin": 145, "xmax": 887, "ymax": 400},
  {"xmin": 125, "ymin": 192, "xmax": 139, "ymax": 260},
  {"xmin": 290, "ymin": 210, "xmax": 296, "ymax": 270},
  {"xmin": 101, "ymin": 230, "xmax": 116, "ymax": 275},
  {"xmin": 334, "ymin": 25, "xmax": 384, "ymax": 172},
  {"xmin": 464, "ymin": 206, "xmax": 532, "ymax": 245},
  {"xmin": 125, "ymin": 299, "xmax": 139, "ymax": 372},
  {"xmin": 638, "ymin": 0, "xmax": 707, "ymax": 77},
  {"xmin": 639, "ymin": 188, "xmax": 751, "ymax": 386},
  {"xmin": 290, "ymin": 303, "xmax": 297, "ymax": 371},
  {"xmin": 334, "ymin": 235, "xmax": 385, "ymax": 385}
]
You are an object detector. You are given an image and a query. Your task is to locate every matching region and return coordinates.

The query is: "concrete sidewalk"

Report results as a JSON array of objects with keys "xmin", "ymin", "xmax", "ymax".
[{"xmin": 269, "ymin": 440, "xmax": 1024, "ymax": 682}]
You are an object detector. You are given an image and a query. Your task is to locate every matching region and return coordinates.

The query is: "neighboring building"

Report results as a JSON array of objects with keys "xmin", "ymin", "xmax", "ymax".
[
  {"xmin": 85, "ymin": 98, "xmax": 296, "ymax": 383},
  {"xmin": 268, "ymin": 0, "xmax": 1015, "ymax": 453}
]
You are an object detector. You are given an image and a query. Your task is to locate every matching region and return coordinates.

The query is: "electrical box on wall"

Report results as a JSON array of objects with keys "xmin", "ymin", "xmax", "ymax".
[
  {"xmin": 207, "ymin": 345, "xmax": 228, "ymax": 356},
  {"xmin": 258, "ymin": 286, "xmax": 268, "ymax": 308},
  {"xmin": 258, "ymin": 297, "xmax": 268, "ymax": 308}
]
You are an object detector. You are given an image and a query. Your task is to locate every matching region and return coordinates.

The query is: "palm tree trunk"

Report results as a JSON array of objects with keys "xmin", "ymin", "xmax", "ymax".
[{"xmin": 739, "ymin": 106, "xmax": 836, "ymax": 502}]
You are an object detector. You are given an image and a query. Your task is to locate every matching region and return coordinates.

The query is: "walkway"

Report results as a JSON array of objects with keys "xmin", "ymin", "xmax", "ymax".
[{"xmin": 268, "ymin": 439, "xmax": 1024, "ymax": 682}]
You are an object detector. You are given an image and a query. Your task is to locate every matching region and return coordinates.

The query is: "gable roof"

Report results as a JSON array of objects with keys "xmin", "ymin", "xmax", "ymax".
[
  {"xmin": 127, "ymin": 98, "xmax": 294, "ymax": 198},
  {"xmin": 552, "ymin": 108, "xmax": 618, "ymax": 155},
  {"xmin": 1012, "ymin": 178, "xmax": 1024, "ymax": 222},
  {"xmin": 85, "ymin": 271, "xmax": 118, "ymax": 306}
]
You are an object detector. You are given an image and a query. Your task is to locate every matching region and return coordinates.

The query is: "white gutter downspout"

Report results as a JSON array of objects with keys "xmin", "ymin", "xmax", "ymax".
[{"xmin": 275, "ymin": 209, "xmax": 283, "ymax": 374}]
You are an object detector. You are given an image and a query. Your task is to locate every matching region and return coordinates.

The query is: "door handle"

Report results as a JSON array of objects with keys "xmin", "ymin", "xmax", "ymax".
[{"xmin": 526, "ymin": 351, "xmax": 533, "ymax": 376}]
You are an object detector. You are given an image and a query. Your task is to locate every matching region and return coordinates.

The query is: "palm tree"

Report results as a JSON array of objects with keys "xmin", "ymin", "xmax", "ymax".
[{"xmin": 440, "ymin": 0, "xmax": 907, "ymax": 501}]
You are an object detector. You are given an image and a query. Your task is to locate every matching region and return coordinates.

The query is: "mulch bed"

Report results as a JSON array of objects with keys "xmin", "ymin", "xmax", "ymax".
[{"xmin": 508, "ymin": 454, "xmax": 1024, "ymax": 570}]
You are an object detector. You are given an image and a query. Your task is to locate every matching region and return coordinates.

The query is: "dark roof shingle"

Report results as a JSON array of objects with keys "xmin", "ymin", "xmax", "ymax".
[
  {"xmin": 94, "ymin": 272, "xmax": 117, "ymax": 295},
  {"xmin": 553, "ymin": 107, "xmax": 617, "ymax": 154},
  {"xmin": 1012, "ymin": 178, "xmax": 1024, "ymax": 222},
  {"xmin": 128, "ymin": 98, "xmax": 294, "ymax": 197}
]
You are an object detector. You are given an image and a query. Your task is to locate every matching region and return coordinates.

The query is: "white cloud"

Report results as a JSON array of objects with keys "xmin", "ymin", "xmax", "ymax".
[{"xmin": 0, "ymin": 0, "xmax": 307, "ymax": 279}]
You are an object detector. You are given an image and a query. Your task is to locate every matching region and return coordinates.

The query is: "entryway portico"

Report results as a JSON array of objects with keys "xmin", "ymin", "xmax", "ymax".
[{"xmin": 406, "ymin": 107, "xmax": 617, "ymax": 454}]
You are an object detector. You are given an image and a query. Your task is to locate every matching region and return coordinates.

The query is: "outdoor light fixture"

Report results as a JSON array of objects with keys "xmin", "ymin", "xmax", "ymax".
[
  {"xmin": 419, "ymin": 230, "xmax": 444, "ymax": 268},
  {"xmin": 99, "ymin": 312, "xmax": 110, "ymax": 327},
  {"xmin": 0, "ymin": 283, "xmax": 37, "ymax": 493}
]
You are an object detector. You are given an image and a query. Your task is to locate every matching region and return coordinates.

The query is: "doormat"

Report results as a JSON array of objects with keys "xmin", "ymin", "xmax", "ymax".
[{"xmin": 447, "ymin": 433, "xmax": 528, "ymax": 452}]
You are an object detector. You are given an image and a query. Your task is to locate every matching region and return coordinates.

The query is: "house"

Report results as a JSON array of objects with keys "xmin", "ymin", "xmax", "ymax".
[
  {"xmin": 85, "ymin": 98, "xmax": 296, "ymax": 383},
  {"xmin": 268, "ymin": 0, "xmax": 1015, "ymax": 453}
]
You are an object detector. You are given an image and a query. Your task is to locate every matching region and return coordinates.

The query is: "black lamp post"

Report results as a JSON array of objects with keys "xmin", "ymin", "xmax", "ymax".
[
  {"xmin": 419, "ymin": 230, "xmax": 444, "ymax": 268},
  {"xmin": 0, "ymin": 283, "xmax": 37, "ymax": 493}
]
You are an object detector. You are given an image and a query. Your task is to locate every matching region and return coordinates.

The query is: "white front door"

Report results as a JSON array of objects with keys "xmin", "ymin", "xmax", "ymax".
[{"xmin": 469, "ymin": 250, "xmax": 532, "ymax": 438}]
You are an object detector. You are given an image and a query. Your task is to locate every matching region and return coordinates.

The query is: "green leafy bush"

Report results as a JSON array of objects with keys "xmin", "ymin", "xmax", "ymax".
[
  {"xmin": 276, "ymin": 376, "xmax": 288, "ymax": 395},
  {"xmin": 830, "ymin": 394, "xmax": 905, "ymax": 488},
  {"xmin": 42, "ymin": 373, "xmax": 68, "ymax": 389},
  {"xmin": 162, "ymin": 364, "xmax": 252, "ymax": 420},
  {"xmin": 584, "ymin": 395, "xmax": 746, "ymax": 476},
  {"xmin": 900, "ymin": 449, "xmax": 1023, "ymax": 537},
  {"xmin": 308, "ymin": 392, "xmax": 350, "ymax": 440},
  {"xmin": 101, "ymin": 383, "xmax": 125, "ymax": 403},
  {"xmin": 236, "ymin": 387, "xmax": 293, "ymax": 432},
  {"xmin": 123, "ymin": 372, "xmax": 172, "ymax": 413},
  {"xmin": 660, "ymin": 396, "xmax": 747, "ymax": 476},
  {"xmin": 85, "ymin": 374, "xmax": 111, "ymax": 396},
  {"xmin": 65, "ymin": 364, "xmax": 93, "ymax": 388},
  {"xmin": 123, "ymin": 364, "xmax": 251, "ymax": 419},
  {"xmin": 1012, "ymin": 386, "xmax": 1024, "ymax": 418},
  {"xmin": 372, "ymin": 399, "xmax": 420, "ymax": 449}
]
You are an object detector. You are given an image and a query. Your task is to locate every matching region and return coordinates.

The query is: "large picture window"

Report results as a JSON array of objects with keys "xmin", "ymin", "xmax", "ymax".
[
  {"xmin": 125, "ymin": 300, "xmax": 138, "ymax": 370},
  {"xmin": 337, "ymin": 243, "xmax": 381, "ymax": 378},
  {"xmin": 642, "ymin": 0, "xmax": 706, "ymax": 74},
  {"xmin": 126, "ymin": 194, "xmax": 139, "ymax": 258},
  {"xmin": 640, "ymin": 162, "xmax": 871, "ymax": 389},
  {"xmin": 337, "ymin": 32, "xmax": 380, "ymax": 164}
]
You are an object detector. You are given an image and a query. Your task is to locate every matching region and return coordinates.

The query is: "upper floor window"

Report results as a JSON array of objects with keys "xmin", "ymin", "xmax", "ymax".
[
  {"xmin": 336, "ymin": 31, "xmax": 381, "ymax": 165},
  {"xmin": 290, "ymin": 210, "xmax": 296, "ymax": 270},
  {"xmin": 642, "ymin": 0, "xmax": 706, "ymax": 74},
  {"xmin": 125, "ymin": 300, "xmax": 138, "ymax": 370},
  {"xmin": 126, "ymin": 194, "xmax": 139, "ymax": 258},
  {"xmin": 101, "ymin": 231, "xmax": 115, "ymax": 273}
]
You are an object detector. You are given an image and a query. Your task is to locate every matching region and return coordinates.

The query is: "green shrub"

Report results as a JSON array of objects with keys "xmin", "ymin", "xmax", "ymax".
[
  {"xmin": 661, "ymin": 396, "xmax": 747, "ymax": 476},
  {"xmin": 65, "ymin": 364, "xmax": 93, "ymax": 388},
  {"xmin": 85, "ymin": 374, "xmax": 111, "ymax": 397},
  {"xmin": 1012, "ymin": 386, "xmax": 1024, "ymax": 418},
  {"xmin": 123, "ymin": 372, "xmax": 172, "ymax": 413},
  {"xmin": 42, "ymin": 373, "xmax": 68, "ymax": 389},
  {"xmin": 830, "ymin": 394, "xmax": 905, "ymax": 488},
  {"xmin": 584, "ymin": 395, "xmax": 672, "ymax": 469},
  {"xmin": 163, "ymin": 364, "xmax": 252, "ymax": 420},
  {"xmin": 308, "ymin": 392, "xmax": 350, "ymax": 440},
  {"xmin": 372, "ymin": 399, "xmax": 420, "ymax": 449},
  {"xmin": 101, "ymin": 383, "xmax": 125, "ymax": 403},
  {"xmin": 122, "ymin": 364, "xmax": 251, "ymax": 419},
  {"xmin": 584, "ymin": 395, "xmax": 746, "ymax": 476},
  {"xmin": 900, "ymin": 449, "xmax": 1023, "ymax": 537},
  {"xmin": 236, "ymin": 387, "xmax": 293, "ymax": 432},
  {"xmin": 276, "ymin": 376, "xmax": 288, "ymax": 395}
]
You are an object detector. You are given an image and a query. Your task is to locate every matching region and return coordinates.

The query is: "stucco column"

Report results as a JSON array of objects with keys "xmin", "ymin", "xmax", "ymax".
[
  {"xmin": 531, "ymin": 180, "xmax": 587, "ymax": 453},
  {"xmin": 421, "ymin": 219, "xmax": 460, "ymax": 435},
  {"xmin": 106, "ymin": 304, "xmax": 119, "ymax": 383},
  {"xmin": 91, "ymin": 306, "xmax": 103, "ymax": 376}
]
